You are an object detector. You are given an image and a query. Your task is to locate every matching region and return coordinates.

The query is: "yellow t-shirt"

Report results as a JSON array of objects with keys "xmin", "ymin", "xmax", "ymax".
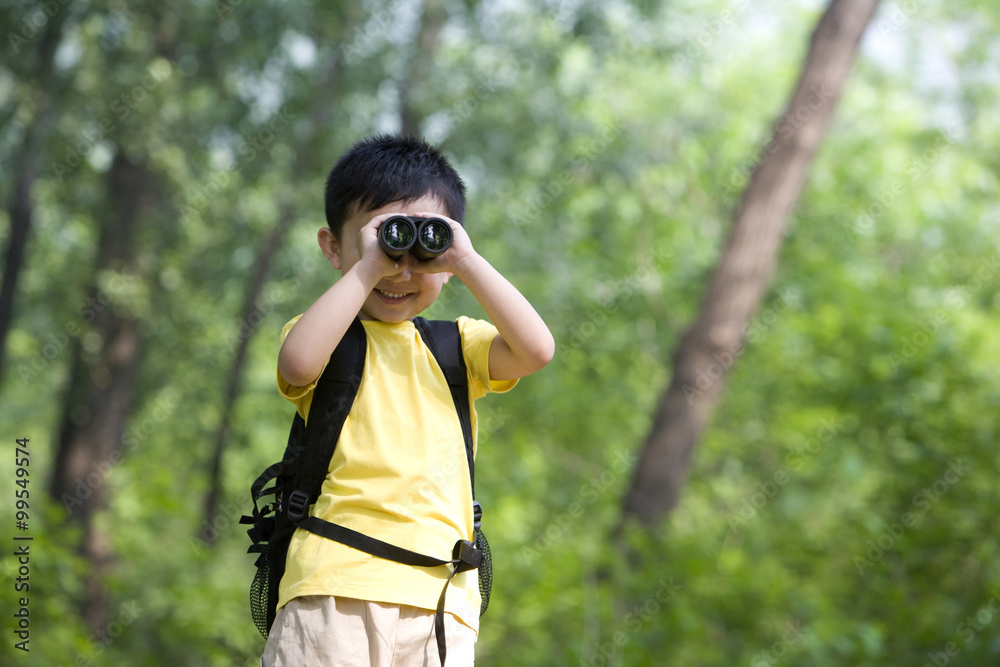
[{"xmin": 275, "ymin": 316, "xmax": 515, "ymax": 632}]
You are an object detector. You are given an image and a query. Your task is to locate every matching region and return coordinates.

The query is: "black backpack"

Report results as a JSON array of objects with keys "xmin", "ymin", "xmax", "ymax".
[{"xmin": 241, "ymin": 316, "xmax": 492, "ymax": 665}]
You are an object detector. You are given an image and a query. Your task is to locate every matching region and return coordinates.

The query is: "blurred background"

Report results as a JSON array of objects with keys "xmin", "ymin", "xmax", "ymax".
[{"xmin": 1, "ymin": 0, "xmax": 998, "ymax": 664}]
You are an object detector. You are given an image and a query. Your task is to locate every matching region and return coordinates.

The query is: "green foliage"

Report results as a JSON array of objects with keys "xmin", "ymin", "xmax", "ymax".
[{"xmin": 1, "ymin": 0, "xmax": 999, "ymax": 665}]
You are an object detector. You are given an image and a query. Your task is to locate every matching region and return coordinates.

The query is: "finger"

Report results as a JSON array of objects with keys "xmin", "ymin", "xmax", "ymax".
[
  {"xmin": 362, "ymin": 212, "xmax": 398, "ymax": 231},
  {"xmin": 410, "ymin": 260, "xmax": 444, "ymax": 275}
]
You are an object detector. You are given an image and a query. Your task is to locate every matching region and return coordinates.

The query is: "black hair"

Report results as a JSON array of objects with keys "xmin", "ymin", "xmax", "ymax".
[{"xmin": 324, "ymin": 134, "xmax": 467, "ymax": 238}]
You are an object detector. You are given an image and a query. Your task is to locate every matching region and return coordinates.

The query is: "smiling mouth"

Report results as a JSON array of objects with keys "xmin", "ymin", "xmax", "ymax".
[{"xmin": 375, "ymin": 288, "xmax": 411, "ymax": 302}]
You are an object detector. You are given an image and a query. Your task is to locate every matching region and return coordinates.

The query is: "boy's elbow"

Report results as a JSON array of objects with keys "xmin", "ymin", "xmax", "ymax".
[
  {"xmin": 278, "ymin": 347, "xmax": 320, "ymax": 388},
  {"xmin": 491, "ymin": 330, "xmax": 555, "ymax": 380},
  {"xmin": 540, "ymin": 333, "xmax": 556, "ymax": 367},
  {"xmin": 527, "ymin": 332, "xmax": 556, "ymax": 373}
]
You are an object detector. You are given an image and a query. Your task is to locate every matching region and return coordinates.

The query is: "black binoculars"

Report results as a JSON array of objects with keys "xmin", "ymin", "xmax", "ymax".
[{"xmin": 378, "ymin": 216, "xmax": 453, "ymax": 260}]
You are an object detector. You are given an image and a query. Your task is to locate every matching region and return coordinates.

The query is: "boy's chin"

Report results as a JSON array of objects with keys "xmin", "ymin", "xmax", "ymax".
[
  {"xmin": 359, "ymin": 305, "xmax": 417, "ymax": 323},
  {"xmin": 361, "ymin": 289, "xmax": 438, "ymax": 323}
]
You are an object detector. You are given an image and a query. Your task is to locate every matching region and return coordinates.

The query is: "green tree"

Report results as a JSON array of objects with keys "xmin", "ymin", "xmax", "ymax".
[{"xmin": 1, "ymin": 1, "xmax": 998, "ymax": 665}]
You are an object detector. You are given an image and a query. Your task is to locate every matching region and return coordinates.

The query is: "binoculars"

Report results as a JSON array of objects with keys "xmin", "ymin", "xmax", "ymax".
[{"xmin": 378, "ymin": 216, "xmax": 453, "ymax": 260}]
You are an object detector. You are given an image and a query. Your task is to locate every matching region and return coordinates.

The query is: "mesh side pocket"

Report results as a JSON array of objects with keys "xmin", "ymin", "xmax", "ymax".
[
  {"xmin": 249, "ymin": 555, "xmax": 272, "ymax": 638},
  {"xmin": 249, "ymin": 523, "xmax": 294, "ymax": 639},
  {"xmin": 476, "ymin": 528, "xmax": 492, "ymax": 616}
]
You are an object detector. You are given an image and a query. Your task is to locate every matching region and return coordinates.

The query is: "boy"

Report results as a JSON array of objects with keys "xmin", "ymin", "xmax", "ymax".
[{"xmin": 262, "ymin": 134, "xmax": 554, "ymax": 666}]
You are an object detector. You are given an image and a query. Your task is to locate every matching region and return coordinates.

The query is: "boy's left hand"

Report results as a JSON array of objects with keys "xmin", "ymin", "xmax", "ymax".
[
  {"xmin": 409, "ymin": 212, "xmax": 477, "ymax": 278},
  {"xmin": 407, "ymin": 211, "xmax": 554, "ymax": 381}
]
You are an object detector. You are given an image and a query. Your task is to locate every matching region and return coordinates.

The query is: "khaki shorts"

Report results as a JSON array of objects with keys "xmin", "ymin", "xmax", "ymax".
[{"xmin": 261, "ymin": 595, "xmax": 476, "ymax": 667}]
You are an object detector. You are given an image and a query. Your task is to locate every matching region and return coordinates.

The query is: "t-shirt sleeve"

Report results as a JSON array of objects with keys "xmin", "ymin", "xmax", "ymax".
[
  {"xmin": 457, "ymin": 315, "xmax": 518, "ymax": 400},
  {"xmin": 276, "ymin": 315, "xmax": 322, "ymax": 420}
]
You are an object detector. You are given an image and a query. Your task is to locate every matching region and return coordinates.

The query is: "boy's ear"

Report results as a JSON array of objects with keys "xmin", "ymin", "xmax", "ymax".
[{"xmin": 318, "ymin": 227, "xmax": 342, "ymax": 270}]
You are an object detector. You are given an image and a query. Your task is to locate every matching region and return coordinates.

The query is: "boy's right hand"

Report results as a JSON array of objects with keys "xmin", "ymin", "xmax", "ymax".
[
  {"xmin": 352, "ymin": 214, "xmax": 411, "ymax": 279},
  {"xmin": 279, "ymin": 213, "xmax": 411, "ymax": 387}
]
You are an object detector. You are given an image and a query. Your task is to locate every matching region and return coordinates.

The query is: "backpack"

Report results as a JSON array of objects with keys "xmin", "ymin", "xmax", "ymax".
[{"xmin": 240, "ymin": 316, "xmax": 492, "ymax": 665}]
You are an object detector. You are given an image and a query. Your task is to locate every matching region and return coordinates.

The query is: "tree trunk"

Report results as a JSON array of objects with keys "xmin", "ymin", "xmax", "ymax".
[
  {"xmin": 400, "ymin": 0, "xmax": 448, "ymax": 137},
  {"xmin": 622, "ymin": 0, "xmax": 881, "ymax": 526},
  {"xmin": 199, "ymin": 208, "xmax": 294, "ymax": 543},
  {"xmin": 0, "ymin": 12, "xmax": 69, "ymax": 384},
  {"xmin": 49, "ymin": 152, "xmax": 156, "ymax": 631},
  {"xmin": 0, "ymin": 141, "xmax": 40, "ymax": 383},
  {"xmin": 199, "ymin": 45, "xmax": 348, "ymax": 542}
]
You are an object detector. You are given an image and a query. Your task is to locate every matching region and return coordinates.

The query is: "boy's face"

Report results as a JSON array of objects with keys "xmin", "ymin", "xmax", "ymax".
[{"xmin": 323, "ymin": 194, "xmax": 452, "ymax": 323}]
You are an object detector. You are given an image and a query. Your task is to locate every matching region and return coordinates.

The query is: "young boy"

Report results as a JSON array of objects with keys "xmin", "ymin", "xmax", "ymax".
[{"xmin": 261, "ymin": 135, "xmax": 554, "ymax": 666}]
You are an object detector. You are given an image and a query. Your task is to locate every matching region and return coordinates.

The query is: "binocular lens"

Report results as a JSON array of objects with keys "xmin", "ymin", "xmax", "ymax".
[
  {"xmin": 381, "ymin": 218, "xmax": 415, "ymax": 250},
  {"xmin": 378, "ymin": 215, "xmax": 452, "ymax": 259},
  {"xmin": 419, "ymin": 220, "xmax": 451, "ymax": 253}
]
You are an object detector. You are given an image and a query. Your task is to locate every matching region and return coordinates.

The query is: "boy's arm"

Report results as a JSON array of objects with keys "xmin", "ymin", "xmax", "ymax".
[
  {"xmin": 409, "ymin": 211, "xmax": 552, "ymax": 382},
  {"xmin": 278, "ymin": 218, "xmax": 395, "ymax": 387},
  {"xmin": 277, "ymin": 262, "xmax": 379, "ymax": 387},
  {"xmin": 453, "ymin": 253, "xmax": 555, "ymax": 381}
]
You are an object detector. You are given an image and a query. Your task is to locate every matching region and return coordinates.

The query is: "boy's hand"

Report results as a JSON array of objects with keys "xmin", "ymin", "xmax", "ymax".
[
  {"xmin": 354, "ymin": 213, "xmax": 418, "ymax": 279},
  {"xmin": 408, "ymin": 211, "xmax": 478, "ymax": 277},
  {"xmin": 406, "ymin": 211, "xmax": 555, "ymax": 382}
]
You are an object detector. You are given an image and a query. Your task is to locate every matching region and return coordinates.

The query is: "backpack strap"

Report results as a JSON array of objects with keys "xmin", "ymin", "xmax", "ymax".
[
  {"xmin": 286, "ymin": 317, "xmax": 367, "ymax": 523},
  {"xmin": 412, "ymin": 316, "xmax": 475, "ymax": 499},
  {"xmin": 412, "ymin": 317, "xmax": 479, "ymax": 664}
]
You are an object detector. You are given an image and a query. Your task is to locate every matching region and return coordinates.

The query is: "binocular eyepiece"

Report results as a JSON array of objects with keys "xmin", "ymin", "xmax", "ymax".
[{"xmin": 378, "ymin": 215, "xmax": 453, "ymax": 260}]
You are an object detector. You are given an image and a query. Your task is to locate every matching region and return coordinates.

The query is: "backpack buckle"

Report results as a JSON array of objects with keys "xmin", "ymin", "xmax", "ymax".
[
  {"xmin": 453, "ymin": 539, "xmax": 483, "ymax": 572},
  {"xmin": 473, "ymin": 501, "xmax": 482, "ymax": 531},
  {"xmin": 286, "ymin": 490, "xmax": 309, "ymax": 522}
]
